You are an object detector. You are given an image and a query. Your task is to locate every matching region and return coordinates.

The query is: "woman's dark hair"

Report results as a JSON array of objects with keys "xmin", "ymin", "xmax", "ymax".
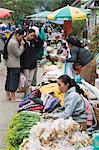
[
  {"xmin": 15, "ymin": 29, "xmax": 24, "ymax": 35},
  {"xmin": 3, "ymin": 29, "xmax": 25, "ymax": 60},
  {"xmin": 58, "ymin": 75, "xmax": 85, "ymax": 97},
  {"xmin": 47, "ymin": 40, "xmax": 51, "ymax": 46},
  {"xmin": 27, "ymin": 28, "xmax": 35, "ymax": 34},
  {"xmin": 67, "ymin": 36, "xmax": 84, "ymax": 48},
  {"xmin": 39, "ymin": 22, "xmax": 44, "ymax": 33},
  {"xmin": 62, "ymin": 42, "xmax": 67, "ymax": 49}
]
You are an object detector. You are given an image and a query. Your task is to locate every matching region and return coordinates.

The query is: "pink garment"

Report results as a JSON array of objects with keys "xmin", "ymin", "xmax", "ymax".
[{"xmin": 83, "ymin": 96, "xmax": 93, "ymax": 126}]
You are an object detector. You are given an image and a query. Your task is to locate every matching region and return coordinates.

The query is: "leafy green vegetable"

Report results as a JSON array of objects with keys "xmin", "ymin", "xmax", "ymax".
[{"xmin": 6, "ymin": 111, "xmax": 40, "ymax": 150}]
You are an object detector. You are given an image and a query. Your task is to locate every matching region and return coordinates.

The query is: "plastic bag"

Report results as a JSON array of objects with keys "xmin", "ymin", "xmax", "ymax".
[
  {"xmin": 64, "ymin": 62, "xmax": 75, "ymax": 78},
  {"xmin": 18, "ymin": 73, "xmax": 26, "ymax": 90},
  {"xmin": 81, "ymin": 79, "xmax": 99, "ymax": 100}
]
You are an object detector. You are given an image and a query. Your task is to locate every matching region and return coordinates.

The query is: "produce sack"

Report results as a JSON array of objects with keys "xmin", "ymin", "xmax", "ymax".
[{"xmin": 81, "ymin": 79, "xmax": 99, "ymax": 100}]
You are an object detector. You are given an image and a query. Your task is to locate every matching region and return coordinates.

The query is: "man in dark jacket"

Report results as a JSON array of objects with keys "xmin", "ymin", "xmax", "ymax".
[{"xmin": 21, "ymin": 29, "xmax": 39, "ymax": 86}]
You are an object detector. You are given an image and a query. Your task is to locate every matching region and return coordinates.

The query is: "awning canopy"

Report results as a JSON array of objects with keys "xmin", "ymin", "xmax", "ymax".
[{"xmin": 26, "ymin": 11, "xmax": 52, "ymax": 18}]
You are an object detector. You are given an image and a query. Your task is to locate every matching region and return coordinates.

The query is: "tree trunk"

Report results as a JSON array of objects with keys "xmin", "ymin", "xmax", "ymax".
[{"xmin": 0, "ymin": 0, "xmax": 3, "ymax": 7}]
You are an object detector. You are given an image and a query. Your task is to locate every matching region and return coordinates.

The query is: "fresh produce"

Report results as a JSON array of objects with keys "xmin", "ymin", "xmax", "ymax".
[
  {"xmin": 20, "ymin": 118, "xmax": 92, "ymax": 150},
  {"xmin": 44, "ymin": 61, "xmax": 53, "ymax": 67},
  {"xmin": 6, "ymin": 111, "xmax": 40, "ymax": 150},
  {"xmin": 19, "ymin": 139, "xmax": 29, "ymax": 150},
  {"xmin": 54, "ymin": 61, "xmax": 63, "ymax": 68}
]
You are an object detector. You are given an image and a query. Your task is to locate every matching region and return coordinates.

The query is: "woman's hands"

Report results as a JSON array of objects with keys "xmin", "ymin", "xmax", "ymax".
[
  {"xmin": 21, "ymin": 40, "xmax": 25, "ymax": 46},
  {"xmin": 58, "ymin": 56, "xmax": 66, "ymax": 62},
  {"xmin": 42, "ymin": 113, "xmax": 53, "ymax": 119}
]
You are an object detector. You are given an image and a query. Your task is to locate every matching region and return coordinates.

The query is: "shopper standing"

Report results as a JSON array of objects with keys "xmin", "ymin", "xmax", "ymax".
[
  {"xmin": 4, "ymin": 29, "xmax": 25, "ymax": 101},
  {"xmin": 21, "ymin": 29, "xmax": 38, "ymax": 86}
]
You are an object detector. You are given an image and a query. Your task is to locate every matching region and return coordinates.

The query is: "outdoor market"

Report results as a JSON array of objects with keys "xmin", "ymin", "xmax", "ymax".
[{"xmin": 0, "ymin": 0, "xmax": 99, "ymax": 150}]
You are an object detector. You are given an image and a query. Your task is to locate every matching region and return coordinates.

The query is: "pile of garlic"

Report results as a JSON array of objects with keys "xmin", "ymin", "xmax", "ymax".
[{"xmin": 20, "ymin": 118, "xmax": 92, "ymax": 150}]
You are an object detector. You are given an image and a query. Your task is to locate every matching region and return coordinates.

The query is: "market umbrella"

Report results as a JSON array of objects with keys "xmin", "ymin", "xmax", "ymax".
[
  {"xmin": 0, "ymin": 8, "xmax": 14, "ymax": 18},
  {"xmin": 47, "ymin": 5, "xmax": 88, "ymax": 37},
  {"xmin": 48, "ymin": 20, "xmax": 64, "ymax": 25},
  {"xmin": 47, "ymin": 5, "xmax": 87, "ymax": 21},
  {"xmin": 26, "ymin": 11, "xmax": 52, "ymax": 21},
  {"xmin": 0, "ymin": 11, "xmax": 11, "ymax": 18},
  {"xmin": 0, "ymin": 8, "xmax": 14, "ymax": 13},
  {"xmin": 48, "ymin": 8, "xmax": 90, "ymax": 25}
]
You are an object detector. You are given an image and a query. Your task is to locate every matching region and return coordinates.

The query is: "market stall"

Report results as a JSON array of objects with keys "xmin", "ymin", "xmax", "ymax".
[
  {"xmin": 6, "ymin": 55, "xmax": 99, "ymax": 149},
  {"xmin": 20, "ymin": 118, "xmax": 92, "ymax": 150},
  {"xmin": 5, "ymin": 5, "xmax": 99, "ymax": 150}
]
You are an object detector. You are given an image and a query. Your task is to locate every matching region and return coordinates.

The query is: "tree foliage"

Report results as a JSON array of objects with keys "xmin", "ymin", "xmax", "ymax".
[
  {"xmin": 1, "ymin": 0, "xmax": 75, "ymax": 19},
  {"xmin": 1, "ymin": 0, "xmax": 47, "ymax": 18},
  {"xmin": 89, "ymin": 24, "xmax": 99, "ymax": 54},
  {"xmin": 72, "ymin": 20, "xmax": 86, "ymax": 39},
  {"xmin": 50, "ymin": 0, "xmax": 75, "ymax": 10}
]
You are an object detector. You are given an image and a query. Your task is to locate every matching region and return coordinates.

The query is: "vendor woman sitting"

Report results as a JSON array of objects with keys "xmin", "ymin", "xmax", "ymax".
[{"xmin": 45, "ymin": 75, "xmax": 88, "ymax": 131}]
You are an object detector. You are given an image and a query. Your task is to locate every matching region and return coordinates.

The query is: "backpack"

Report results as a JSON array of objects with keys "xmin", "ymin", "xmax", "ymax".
[
  {"xmin": 3, "ymin": 32, "xmax": 14, "ymax": 59},
  {"xmin": 3, "ymin": 42, "xmax": 8, "ymax": 59}
]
